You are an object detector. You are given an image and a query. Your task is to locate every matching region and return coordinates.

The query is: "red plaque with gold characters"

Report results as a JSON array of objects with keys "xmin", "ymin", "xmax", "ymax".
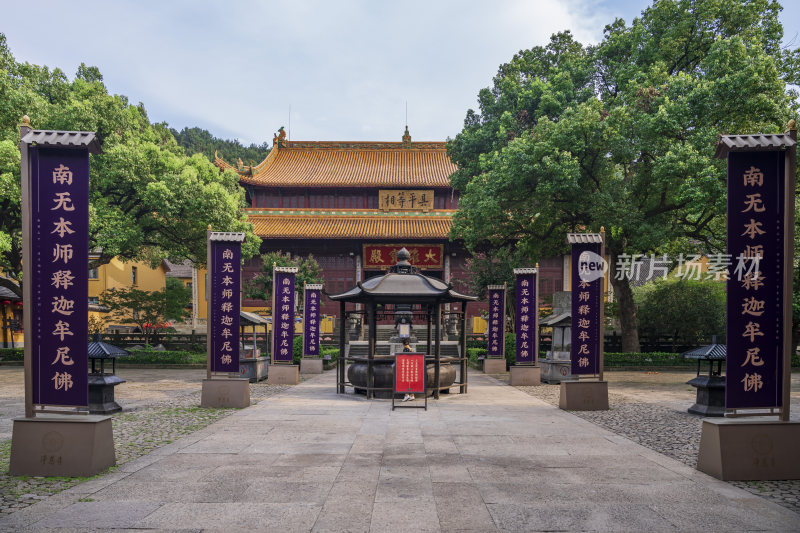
[
  {"xmin": 363, "ymin": 244, "xmax": 443, "ymax": 270},
  {"xmin": 393, "ymin": 352, "xmax": 427, "ymax": 410}
]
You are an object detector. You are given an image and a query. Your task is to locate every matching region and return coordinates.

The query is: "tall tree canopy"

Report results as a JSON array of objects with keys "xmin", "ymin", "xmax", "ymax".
[
  {"xmin": 245, "ymin": 251, "xmax": 323, "ymax": 305},
  {"xmin": 448, "ymin": 0, "xmax": 799, "ymax": 351},
  {"xmin": 0, "ymin": 33, "xmax": 261, "ymax": 297},
  {"xmin": 171, "ymin": 126, "xmax": 270, "ymax": 166}
]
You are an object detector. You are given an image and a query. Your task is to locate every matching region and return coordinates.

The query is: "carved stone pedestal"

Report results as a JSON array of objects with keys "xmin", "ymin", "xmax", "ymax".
[
  {"xmin": 559, "ymin": 380, "xmax": 609, "ymax": 411},
  {"xmin": 483, "ymin": 358, "xmax": 506, "ymax": 374},
  {"xmin": 510, "ymin": 366, "xmax": 541, "ymax": 386},
  {"xmin": 200, "ymin": 378, "xmax": 250, "ymax": 408},
  {"xmin": 697, "ymin": 418, "xmax": 800, "ymax": 480},
  {"xmin": 268, "ymin": 364, "xmax": 299, "ymax": 385},
  {"xmin": 10, "ymin": 414, "xmax": 115, "ymax": 477},
  {"xmin": 300, "ymin": 358, "xmax": 323, "ymax": 374}
]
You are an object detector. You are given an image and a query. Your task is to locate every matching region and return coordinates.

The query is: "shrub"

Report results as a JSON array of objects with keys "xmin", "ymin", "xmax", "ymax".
[
  {"xmin": 603, "ymin": 352, "xmax": 682, "ymax": 367},
  {"xmin": 0, "ymin": 348, "xmax": 24, "ymax": 361},
  {"xmin": 123, "ymin": 350, "xmax": 205, "ymax": 365},
  {"xmin": 634, "ymin": 277, "xmax": 725, "ymax": 349},
  {"xmin": 504, "ymin": 332, "xmax": 516, "ymax": 368}
]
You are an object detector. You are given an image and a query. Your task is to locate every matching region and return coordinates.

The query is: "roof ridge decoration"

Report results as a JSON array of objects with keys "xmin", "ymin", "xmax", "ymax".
[
  {"xmin": 244, "ymin": 208, "xmax": 456, "ymax": 217},
  {"xmin": 279, "ymin": 140, "xmax": 447, "ymax": 151},
  {"xmin": 213, "ymin": 127, "xmax": 456, "ymax": 188}
]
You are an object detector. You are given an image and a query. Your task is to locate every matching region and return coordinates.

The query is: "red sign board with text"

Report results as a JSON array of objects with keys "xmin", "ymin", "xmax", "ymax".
[
  {"xmin": 395, "ymin": 353, "xmax": 426, "ymax": 394},
  {"xmin": 363, "ymin": 244, "xmax": 443, "ymax": 270}
]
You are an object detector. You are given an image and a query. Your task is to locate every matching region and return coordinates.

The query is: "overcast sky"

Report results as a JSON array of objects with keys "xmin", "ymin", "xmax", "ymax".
[{"xmin": 3, "ymin": 1, "xmax": 798, "ymax": 145}]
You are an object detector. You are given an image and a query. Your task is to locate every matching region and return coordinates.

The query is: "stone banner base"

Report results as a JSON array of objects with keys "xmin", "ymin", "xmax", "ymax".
[
  {"xmin": 559, "ymin": 380, "xmax": 609, "ymax": 411},
  {"xmin": 483, "ymin": 358, "xmax": 506, "ymax": 374},
  {"xmin": 300, "ymin": 358, "xmax": 323, "ymax": 374},
  {"xmin": 10, "ymin": 414, "xmax": 115, "ymax": 477},
  {"xmin": 510, "ymin": 365, "xmax": 541, "ymax": 386},
  {"xmin": 268, "ymin": 364, "xmax": 299, "ymax": 385},
  {"xmin": 697, "ymin": 418, "xmax": 800, "ymax": 481},
  {"xmin": 200, "ymin": 378, "xmax": 250, "ymax": 408}
]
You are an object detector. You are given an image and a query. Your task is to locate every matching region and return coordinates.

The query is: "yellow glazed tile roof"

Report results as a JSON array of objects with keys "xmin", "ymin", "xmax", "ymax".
[
  {"xmin": 217, "ymin": 140, "xmax": 457, "ymax": 188},
  {"xmin": 246, "ymin": 209, "xmax": 454, "ymax": 239}
]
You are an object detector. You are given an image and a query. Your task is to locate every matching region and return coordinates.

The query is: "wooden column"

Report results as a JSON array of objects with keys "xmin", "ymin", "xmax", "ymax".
[
  {"xmin": 367, "ymin": 301, "xmax": 376, "ymax": 400},
  {"xmin": 434, "ymin": 302, "xmax": 441, "ymax": 399},
  {"xmin": 426, "ymin": 305, "xmax": 433, "ymax": 356},
  {"xmin": 338, "ymin": 301, "xmax": 346, "ymax": 393},
  {"xmin": 460, "ymin": 301, "xmax": 468, "ymax": 393}
]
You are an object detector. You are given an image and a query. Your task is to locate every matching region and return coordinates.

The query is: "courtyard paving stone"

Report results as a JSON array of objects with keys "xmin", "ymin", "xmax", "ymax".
[
  {"xmin": 514, "ymin": 369, "xmax": 800, "ymax": 515},
  {"xmin": 0, "ymin": 369, "xmax": 798, "ymax": 531}
]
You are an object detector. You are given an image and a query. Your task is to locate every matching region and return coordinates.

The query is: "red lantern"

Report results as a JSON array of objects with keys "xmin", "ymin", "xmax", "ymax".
[
  {"xmin": 1, "ymin": 300, "xmax": 10, "ymax": 305},
  {"xmin": 15, "ymin": 301, "xmax": 22, "ymax": 307}
]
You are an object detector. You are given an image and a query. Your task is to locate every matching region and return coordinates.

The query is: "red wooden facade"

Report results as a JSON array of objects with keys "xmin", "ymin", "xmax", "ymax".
[{"xmin": 218, "ymin": 130, "xmax": 564, "ymax": 325}]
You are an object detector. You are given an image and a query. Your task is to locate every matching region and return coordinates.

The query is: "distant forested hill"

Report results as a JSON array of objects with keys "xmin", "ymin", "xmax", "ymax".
[{"xmin": 171, "ymin": 126, "xmax": 270, "ymax": 165}]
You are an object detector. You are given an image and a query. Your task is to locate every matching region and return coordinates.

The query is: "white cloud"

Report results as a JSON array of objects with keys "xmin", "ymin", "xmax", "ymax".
[{"xmin": 5, "ymin": 0, "xmax": 795, "ymax": 146}]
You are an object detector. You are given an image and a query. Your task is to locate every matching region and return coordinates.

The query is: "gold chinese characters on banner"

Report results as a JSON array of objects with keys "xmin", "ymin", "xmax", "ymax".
[{"xmin": 379, "ymin": 190, "xmax": 434, "ymax": 211}]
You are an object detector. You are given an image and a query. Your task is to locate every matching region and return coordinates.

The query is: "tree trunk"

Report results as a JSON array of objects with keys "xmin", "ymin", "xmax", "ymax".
[{"xmin": 608, "ymin": 251, "xmax": 640, "ymax": 353}]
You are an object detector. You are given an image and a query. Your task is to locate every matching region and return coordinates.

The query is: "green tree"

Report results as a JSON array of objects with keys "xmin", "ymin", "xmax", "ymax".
[
  {"xmin": 100, "ymin": 285, "xmax": 189, "ymax": 346},
  {"xmin": 245, "ymin": 251, "xmax": 323, "ymax": 306},
  {"xmin": 634, "ymin": 277, "xmax": 726, "ymax": 350},
  {"xmin": 171, "ymin": 126, "xmax": 270, "ymax": 166},
  {"xmin": 164, "ymin": 277, "xmax": 192, "ymax": 321},
  {"xmin": 456, "ymin": 248, "xmax": 530, "ymax": 329},
  {"xmin": 448, "ymin": 0, "xmax": 798, "ymax": 352},
  {"xmin": 0, "ymin": 33, "xmax": 261, "ymax": 297}
]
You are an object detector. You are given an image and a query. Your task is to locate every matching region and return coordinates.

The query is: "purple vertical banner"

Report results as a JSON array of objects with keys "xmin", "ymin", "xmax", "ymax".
[
  {"xmin": 209, "ymin": 235, "xmax": 243, "ymax": 373},
  {"xmin": 726, "ymin": 151, "xmax": 784, "ymax": 409},
  {"xmin": 272, "ymin": 267, "xmax": 297, "ymax": 363},
  {"xmin": 514, "ymin": 269, "xmax": 537, "ymax": 365},
  {"xmin": 30, "ymin": 148, "xmax": 89, "ymax": 407},
  {"xmin": 303, "ymin": 284, "xmax": 323, "ymax": 357},
  {"xmin": 486, "ymin": 285, "xmax": 505, "ymax": 357},
  {"xmin": 570, "ymin": 242, "xmax": 603, "ymax": 375}
]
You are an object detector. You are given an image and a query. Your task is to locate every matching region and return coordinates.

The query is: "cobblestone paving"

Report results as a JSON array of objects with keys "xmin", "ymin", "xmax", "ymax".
[
  {"xmin": 515, "ymin": 377, "xmax": 800, "ymax": 515},
  {"xmin": 0, "ymin": 379, "xmax": 289, "ymax": 516}
]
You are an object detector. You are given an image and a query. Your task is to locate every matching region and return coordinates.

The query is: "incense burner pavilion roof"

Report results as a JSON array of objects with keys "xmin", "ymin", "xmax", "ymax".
[
  {"xmin": 215, "ymin": 139, "xmax": 457, "ymax": 188},
  {"xmin": 328, "ymin": 248, "xmax": 476, "ymax": 304},
  {"xmin": 245, "ymin": 208, "xmax": 454, "ymax": 239}
]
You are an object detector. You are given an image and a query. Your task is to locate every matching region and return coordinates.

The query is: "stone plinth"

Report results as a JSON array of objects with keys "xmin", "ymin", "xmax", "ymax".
[
  {"xmin": 268, "ymin": 364, "xmax": 299, "ymax": 385},
  {"xmin": 697, "ymin": 418, "xmax": 800, "ymax": 481},
  {"xmin": 238, "ymin": 356, "xmax": 269, "ymax": 382},
  {"xmin": 559, "ymin": 380, "xmax": 609, "ymax": 411},
  {"xmin": 510, "ymin": 365, "xmax": 541, "ymax": 386},
  {"xmin": 300, "ymin": 358, "xmax": 323, "ymax": 374},
  {"xmin": 10, "ymin": 414, "xmax": 115, "ymax": 476},
  {"xmin": 483, "ymin": 358, "xmax": 506, "ymax": 374},
  {"xmin": 200, "ymin": 378, "xmax": 250, "ymax": 408}
]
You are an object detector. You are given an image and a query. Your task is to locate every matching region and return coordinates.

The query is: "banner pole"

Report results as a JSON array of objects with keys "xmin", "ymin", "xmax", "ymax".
[
  {"xmin": 781, "ymin": 122, "xmax": 796, "ymax": 422},
  {"xmin": 206, "ymin": 226, "xmax": 212, "ymax": 381},
  {"xmin": 19, "ymin": 118, "xmax": 33, "ymax": 418},
  {"xmin": 599, "ymin": 227, "xmax": 606, "ymax": 382}
]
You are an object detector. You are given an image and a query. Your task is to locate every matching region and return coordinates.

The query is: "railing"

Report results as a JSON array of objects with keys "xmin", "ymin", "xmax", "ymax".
[{"xmin": 466, "ymin": 333, "xmax": 698, "ymax": 355}]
